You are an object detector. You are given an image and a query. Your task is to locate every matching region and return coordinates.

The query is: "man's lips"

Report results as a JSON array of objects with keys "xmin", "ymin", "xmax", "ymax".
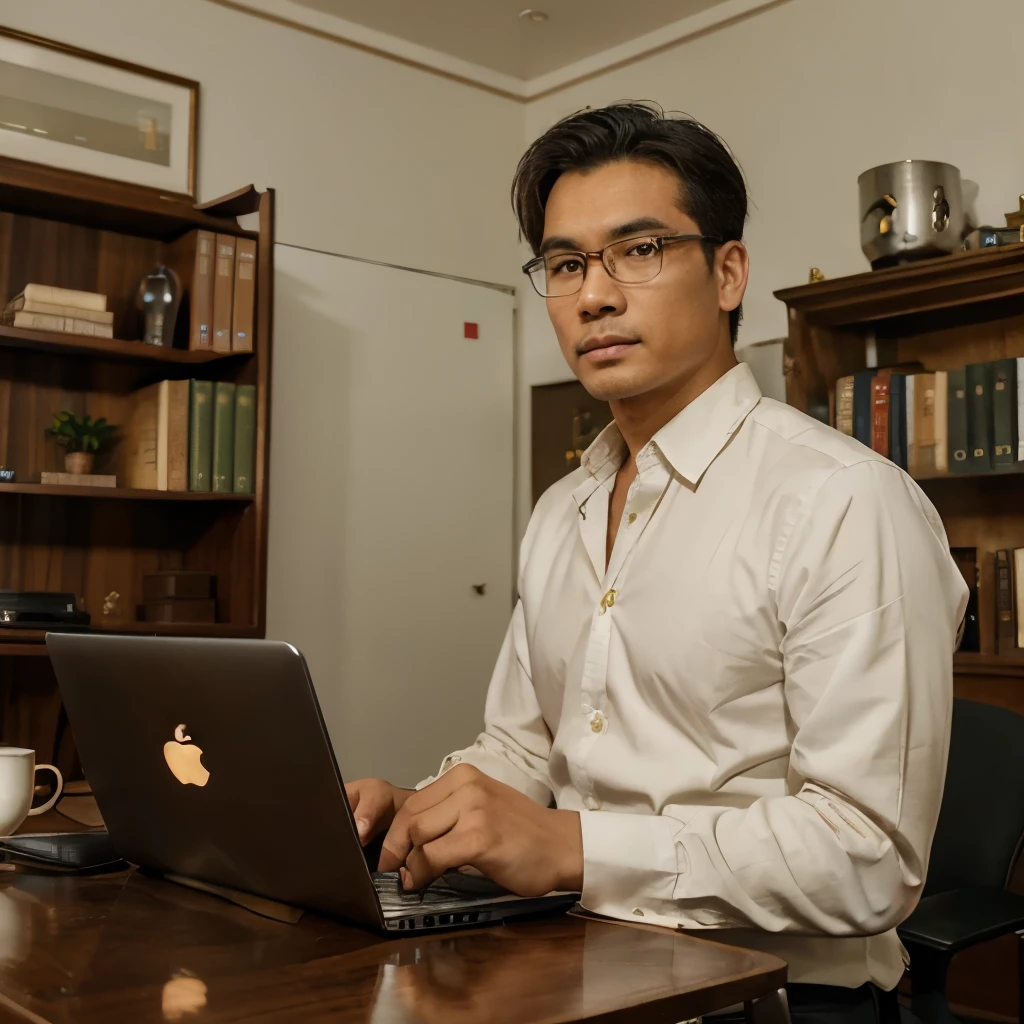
[{"xmin": 576, "ymin": 336, "xmax": 640, "ymax": 360}]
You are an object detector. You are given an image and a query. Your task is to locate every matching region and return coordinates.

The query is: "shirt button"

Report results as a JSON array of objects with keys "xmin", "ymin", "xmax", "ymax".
[
  {"xmin": 627, "ymin": 512, "xmax": 637, "ymax": 525},
  {"xmin": 584, "ymin": 795, "xmax": 601, "ymax": 810},
  {"xmin": 599, "ymin": 589, "xmax": 617, "ymax": 614},
  {"xmin": 441, "ymin": 754, "xmax": 462, "ymax": 772},
  {"xmin": 589, "ymin": 711, "xmax": 605, "ymax": 733}
]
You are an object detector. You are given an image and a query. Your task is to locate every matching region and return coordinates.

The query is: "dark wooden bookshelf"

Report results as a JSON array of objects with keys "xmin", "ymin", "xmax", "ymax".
[
  {"xmin": 0, "ymin": 156, "xmax": 275, "ymax": 780},
  {"xmin": 776, "ymin": 244, "xmax": 1024, "ymax": 716}
]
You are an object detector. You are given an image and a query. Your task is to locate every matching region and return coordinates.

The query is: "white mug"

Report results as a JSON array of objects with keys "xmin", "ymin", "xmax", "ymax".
[{"xmin": 0, "ymin": 748, "xmax": 63, "ymax": 836}]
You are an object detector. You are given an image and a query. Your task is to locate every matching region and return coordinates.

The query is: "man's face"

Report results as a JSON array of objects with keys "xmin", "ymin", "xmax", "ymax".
[{"xmin": 539, "ymin": 159, "xmax": 741, "ymax": 403}]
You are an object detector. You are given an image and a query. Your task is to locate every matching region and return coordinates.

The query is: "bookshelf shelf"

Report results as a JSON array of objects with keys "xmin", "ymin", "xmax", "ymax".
[
  {"xmin": 776, "ymin": 244, "xmax": 1024, "ymax": 707},
  {"xmin": 0, "ymin": 482, "xmax": 254, "ymax": 502},
  {"xmin": 0, "ymin": 325, "xmax": 244, "ymax": 363}
]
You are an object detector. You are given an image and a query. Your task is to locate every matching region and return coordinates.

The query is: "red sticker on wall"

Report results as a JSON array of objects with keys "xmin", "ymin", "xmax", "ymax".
[{"xmin": 464, "ymin": 322, "xmax": 479, "ymax": 339}]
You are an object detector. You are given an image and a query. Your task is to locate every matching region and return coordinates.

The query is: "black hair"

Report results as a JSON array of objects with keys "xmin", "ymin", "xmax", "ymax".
[{"xmin": 511, "ymin": 101, "xmax": 747, "ymax": 344}]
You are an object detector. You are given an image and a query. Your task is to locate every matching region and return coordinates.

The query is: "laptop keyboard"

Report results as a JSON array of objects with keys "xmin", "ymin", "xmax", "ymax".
[{"xmin": 372, "ymin": 871, "xmax": 512, "ymax": 915}]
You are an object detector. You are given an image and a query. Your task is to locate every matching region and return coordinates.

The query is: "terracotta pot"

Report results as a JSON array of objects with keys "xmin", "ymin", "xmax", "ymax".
[{"xmin": 64, "ymin": 452, "xmax": 94, "ymax": 475}]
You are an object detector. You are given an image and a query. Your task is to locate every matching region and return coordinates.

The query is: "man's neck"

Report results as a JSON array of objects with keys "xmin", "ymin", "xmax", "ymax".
[{"xmin": 610, "ymin": 346, "xmax": 739, "ymax": 463}]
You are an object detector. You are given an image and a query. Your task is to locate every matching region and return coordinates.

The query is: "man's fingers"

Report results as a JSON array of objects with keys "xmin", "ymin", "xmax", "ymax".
[
  {"xmin": 379, "ymin": 796, "xmax": 462, "ymax": 873},
  {"xmin": 345, "ymin": 781, "xmax": 392, "ymax": 846},
  {"xmin": 402, "ymin": 831, "xmax": 480, "ymax": 891}
]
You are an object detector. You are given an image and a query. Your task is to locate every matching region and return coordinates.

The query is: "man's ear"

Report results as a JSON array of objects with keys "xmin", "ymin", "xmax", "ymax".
[{"xmin": 717, "ymin": 240, "xmax": 749, "ymax": 317}]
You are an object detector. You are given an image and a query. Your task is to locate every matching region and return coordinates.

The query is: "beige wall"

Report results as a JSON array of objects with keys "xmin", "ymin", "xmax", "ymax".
[
  {"xmin": 516, "ymin": 0, "xmax": 1024, "ymax": 533},
  {"xmin": 5, "ymin": 0, "xmax": 524, "ymax": 287}
]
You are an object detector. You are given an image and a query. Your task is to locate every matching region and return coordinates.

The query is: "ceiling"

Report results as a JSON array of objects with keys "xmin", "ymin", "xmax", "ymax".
[{"xmin": 288, "ymin": 0, "xmax": 735, "ymax": 80}]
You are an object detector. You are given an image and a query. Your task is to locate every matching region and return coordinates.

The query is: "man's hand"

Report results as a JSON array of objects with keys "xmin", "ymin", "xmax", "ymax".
[
  {"xmin": 345, "ymin": 778, "xmax": 414, "ymax": 846},
  {"xmin": 378, "ymin": 764, "xmax": 582, "ymax": 896}
]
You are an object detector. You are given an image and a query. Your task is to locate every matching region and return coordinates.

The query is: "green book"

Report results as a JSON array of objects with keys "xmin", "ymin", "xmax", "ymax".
[
  {"xmin": 991, "ymin": 358, "xmax": 1018, "ymax": 471},
  {"xmin": 966, "ymin": 362, "xmax": 992, "ymax": 474},
  {"xmin": 188, "ymin": 380, "xmax": 215, "ymax": 492},
  {"xmin": 947, "ymin": 368, "xmax": 969, "ymax": 474},
  {"xmin": 233, "ymin": 385, "xmax": 257, "ymax": 494},
  {"xmin": 212, "ymin": 382, "xmax": 237, "ymax": 493}
]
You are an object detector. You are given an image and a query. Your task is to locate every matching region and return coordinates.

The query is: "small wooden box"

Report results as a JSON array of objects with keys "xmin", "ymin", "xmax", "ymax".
[{"xmin": 142, "ymin": 571, "xmax": 215, "ymax": 602}]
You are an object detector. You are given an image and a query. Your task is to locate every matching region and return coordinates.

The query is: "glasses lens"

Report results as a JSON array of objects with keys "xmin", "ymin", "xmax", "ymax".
[
  {"xmin": 537, "ymin": 253, "xmax": 586, "ymax": 297},
  {"xmin": 605, "ymin": 237, "xmax": 663, "ymax": 284}
]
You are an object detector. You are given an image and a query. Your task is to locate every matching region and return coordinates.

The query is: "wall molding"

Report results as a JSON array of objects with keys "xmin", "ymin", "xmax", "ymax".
[{"xmin": 206, "ymin": 0, "xmax": 788, "ymax": 102}]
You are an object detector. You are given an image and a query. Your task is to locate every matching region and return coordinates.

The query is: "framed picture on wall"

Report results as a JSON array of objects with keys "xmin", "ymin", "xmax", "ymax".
[{"xmin": 0, "ymin": 27, "xmax": 198, "ymax": 198}]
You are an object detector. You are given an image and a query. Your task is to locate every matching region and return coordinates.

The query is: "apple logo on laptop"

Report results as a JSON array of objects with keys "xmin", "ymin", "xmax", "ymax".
[{"xmin": 163, "ymin": 724, "xmax": 210, "ymax": 787}]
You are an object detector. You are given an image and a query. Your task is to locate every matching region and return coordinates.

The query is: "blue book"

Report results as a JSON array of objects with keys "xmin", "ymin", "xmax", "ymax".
[{"xmin": 852, "ymin": 370, "xmax": 876, "ymax": 447}]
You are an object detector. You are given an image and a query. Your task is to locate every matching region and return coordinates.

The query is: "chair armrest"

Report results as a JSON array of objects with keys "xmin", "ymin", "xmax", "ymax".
[{"xmin": 897, "ymin": 887, "xmax": 1024, "ymax": 954}]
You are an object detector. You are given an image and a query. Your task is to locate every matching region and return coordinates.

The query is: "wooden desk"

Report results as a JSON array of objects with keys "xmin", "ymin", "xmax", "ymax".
[{"xmin": 0, "ymin": 867, "xmax": 787, "ymax": 1023}]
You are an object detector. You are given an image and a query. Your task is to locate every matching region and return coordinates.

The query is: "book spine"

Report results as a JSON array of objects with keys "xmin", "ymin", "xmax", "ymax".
[
  {"xmin": 888, "ymin": 374, "xmax": 907, "ymax": 470},
  {"xmin": 835, "ymin": 376, "xmax": 855, "ymax": 435},
  {"xmin": 213, "ymin": 234, "xmax": 236, "ymax": 352},
  {"xmin": 7, "ymin": 311, "xmax": 113, "ymax": 338},
  {"xmin": 167, "ymin": 380, "xmax": 190, "ymax": 492},
  {"xmin": 1018, "ymin": 358, "xmax": 1024, "ymax": 461},
  {"xmin": 1015, "ymin": 549, "xmax": 1024, "ymax": 648},
  {"xmin": 934, "ymin": 370, "xmax": 949, "ymax": 474},
  {"xmin": 905, "ymin": 375, "xmax": 916, "ymax": 474},
  {"xmin": 853, "ymin": 370, "xmax": 875, "ymax": 447},
  {"xmin": 992, "ymin": 358, "xmax": 1017, "ymax": 470},
  {"xmin": 13, "ymin": 299, "xmax": 114, "ymax": 324},
  {"xmin": 211, "ymin": 382, "xmax": 237, "ymax": 493},
  {"xmin": 871, "ymin": 370, "xmax": 892, "ymax": 456},
  {"xmin": 966, "ymin": 362, "xmax": 992, "ymax": 473},
  {"xmin": 22, "ymin": 284, "xmax": 106, "ymax": 312},
  {"xmin": 193, "ymin": 231, "xmax": 215, "ymax": 350},
  {"xmin": 233, "ymin": 385, "xmax": 257, "ymax": 493},
  {"xmin": 188, "ymin": 380, "xmax": 215, "ymax": 492},
  {"xmin": 997, "ymin": 550, "xmax": 1015, "ymax": 655},
  {"xmin": 156, "ymin": 379, "xmax": 170, "ymax": 491},
  {"xmin": 232, "ymin": 239, "xmax": 257, "ymax": 353},
  {"xmin": 948, "ymin": 368, "xmax": 969, "ymax": 473}
]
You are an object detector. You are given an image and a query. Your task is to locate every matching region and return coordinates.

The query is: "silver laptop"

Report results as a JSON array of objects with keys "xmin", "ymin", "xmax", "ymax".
[{"xmin": 45, "ymin": 633, "xmax": 576, "ymax": 933}]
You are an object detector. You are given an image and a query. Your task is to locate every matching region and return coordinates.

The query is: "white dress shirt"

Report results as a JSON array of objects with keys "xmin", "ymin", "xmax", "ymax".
[{"xmin": 425, "ymin": 362, "xmax": 968, "ymax": 989}]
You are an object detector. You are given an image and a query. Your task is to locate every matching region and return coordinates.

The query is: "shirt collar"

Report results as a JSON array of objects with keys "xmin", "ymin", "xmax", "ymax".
[{"xmin": 578, "ymin": 361, "xmax": 762, "ymax": 488}]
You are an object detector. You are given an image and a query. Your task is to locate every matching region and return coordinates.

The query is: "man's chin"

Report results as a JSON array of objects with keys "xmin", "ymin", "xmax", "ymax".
[{"xmin": 576, "ymin": 365, "xmax": 650, "ymax": 403}]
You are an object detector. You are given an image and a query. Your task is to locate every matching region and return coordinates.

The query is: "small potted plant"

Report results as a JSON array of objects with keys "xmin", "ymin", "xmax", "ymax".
[{"xmin": 47, "ymin": 412, "xmax": 118, "ymax": 475}]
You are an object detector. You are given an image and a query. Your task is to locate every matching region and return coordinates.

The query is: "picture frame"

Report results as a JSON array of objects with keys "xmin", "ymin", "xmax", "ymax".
[{"xmin": 0, "ymin": 27, "xmax": 198, "ymax": 199}]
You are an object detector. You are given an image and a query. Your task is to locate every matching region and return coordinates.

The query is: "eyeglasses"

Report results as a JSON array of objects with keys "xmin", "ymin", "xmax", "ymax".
[{"xmin": 522, "ymin": 233, "xmax": 721, "ymax": 298}]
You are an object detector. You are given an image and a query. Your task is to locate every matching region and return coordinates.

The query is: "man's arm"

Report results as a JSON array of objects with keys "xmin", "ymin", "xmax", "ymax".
[{"xmin": 578, "ymin": 460, "xmax": 969, "ymax": 934}]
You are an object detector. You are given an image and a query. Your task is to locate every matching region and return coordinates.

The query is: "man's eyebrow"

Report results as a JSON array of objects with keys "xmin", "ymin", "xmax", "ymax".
[{"xmin": 538, "ymin": 217, "xmax": 674, "ymax": 256}]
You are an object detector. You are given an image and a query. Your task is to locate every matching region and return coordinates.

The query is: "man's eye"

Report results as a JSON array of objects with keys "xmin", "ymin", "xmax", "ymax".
[
  {"xmin": 625, "ymin": 241, "xmax": 659, "ymax": 258},
  {"xmin": 551, "ymin": 257, "xmax": 584, "ymax": 275}
]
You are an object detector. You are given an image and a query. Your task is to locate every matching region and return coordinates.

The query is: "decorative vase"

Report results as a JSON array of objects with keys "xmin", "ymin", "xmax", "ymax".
[
  {"xmin": 65, "ymin": 452, "xmax": 94, "ymax": 475},
  {"xmin": 136, "ymin": 264, "xmax": 181, "ymax": 347}
]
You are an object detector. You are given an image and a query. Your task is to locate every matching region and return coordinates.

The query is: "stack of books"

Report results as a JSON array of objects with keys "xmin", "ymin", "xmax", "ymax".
[
  {"xmin": 995, "ymin": 549, "xmax": 1024, "ymax": 656},
  {"xmin": 166, "ymin": 230, "xmax": 257, "ymax": 352},
  {"xmin": 834, "ymin": 359, "xmax": 1024, "ymax": 477},
  {"xmin": 2, "ymin": 285, "xmax": 113, "ymax": 339},
  {"xmin": 127, "ymin": 379, "xmax": 257, "ymax": 494}
]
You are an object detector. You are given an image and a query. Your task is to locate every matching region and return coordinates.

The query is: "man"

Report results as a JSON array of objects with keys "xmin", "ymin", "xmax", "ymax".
[{"xmin": 348, "ymin": 103, "xmax": 968, "ymax": 1022}]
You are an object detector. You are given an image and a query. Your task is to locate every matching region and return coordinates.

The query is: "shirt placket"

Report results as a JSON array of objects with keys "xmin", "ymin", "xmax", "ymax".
[{"xmin": 572, "ymin": 444, "xmax": 671, "ymax": 809}]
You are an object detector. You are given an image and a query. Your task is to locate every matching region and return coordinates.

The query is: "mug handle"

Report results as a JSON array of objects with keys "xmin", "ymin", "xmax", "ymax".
[{"xmin": 27, "ymin": 765, "xmax": 64, "ymax": 817}]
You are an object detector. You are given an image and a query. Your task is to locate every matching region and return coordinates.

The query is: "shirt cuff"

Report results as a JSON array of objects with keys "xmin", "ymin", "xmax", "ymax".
[
  {"xmin": 417, "ymin": 743, "xmax": 552, "ymax": 806},
  {"xmin": 579, "ymin": 810, "xmax": 681, "ymax": 921}
]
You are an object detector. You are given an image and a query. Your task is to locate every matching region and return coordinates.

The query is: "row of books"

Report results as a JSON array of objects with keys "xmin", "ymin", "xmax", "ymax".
[
  {"xmin": 169, "ymin": 230, "xmax": 256, "ymax": 353},
  {"xmin": 834, "ymin": 359, "xmax": 1024, "ymax": 476},
  {"xmin": 1, "ymin": 284, "xmax": 114, "ymax": 339},
  {"xmin": 995, "ymin": 549, "xmax": 1024, "ymax": 653},
  {"xmin": 127, "ymin": 379, "xmax": 256, "ymax": 494}
]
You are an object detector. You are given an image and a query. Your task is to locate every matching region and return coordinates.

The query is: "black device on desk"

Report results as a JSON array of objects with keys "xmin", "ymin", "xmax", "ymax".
[
  {"xmin": 0, "ymin": 592, "xmax": 90, "ymax": 628},
  {"xmin": 45, "ymin": 633, "xmax": 578, "ymax": 933},
  {"xmin": 0, "ymin": 832, "xmax": 126, "ymax": 874}
]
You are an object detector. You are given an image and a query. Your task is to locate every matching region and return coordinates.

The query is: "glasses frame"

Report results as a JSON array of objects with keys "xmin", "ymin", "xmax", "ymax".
[{"xmin": 521, "ymin": 233, "xmax": 722, "ymax": 298}]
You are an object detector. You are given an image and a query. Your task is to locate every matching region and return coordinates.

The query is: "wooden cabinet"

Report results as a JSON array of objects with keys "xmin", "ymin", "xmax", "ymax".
[
  {"xmin": 0, "ymin": 156, "xmax": 274, "ymax": 775},
  {"xmin": 776, "ymin": 244, "xmax": 1024, "ymax": 716}
]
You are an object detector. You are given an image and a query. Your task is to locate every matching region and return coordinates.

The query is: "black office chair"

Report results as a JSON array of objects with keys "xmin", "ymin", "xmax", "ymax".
[{"xmin": 898, "ymin": 699, "xmax": 1024, "ymax": 1024}]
